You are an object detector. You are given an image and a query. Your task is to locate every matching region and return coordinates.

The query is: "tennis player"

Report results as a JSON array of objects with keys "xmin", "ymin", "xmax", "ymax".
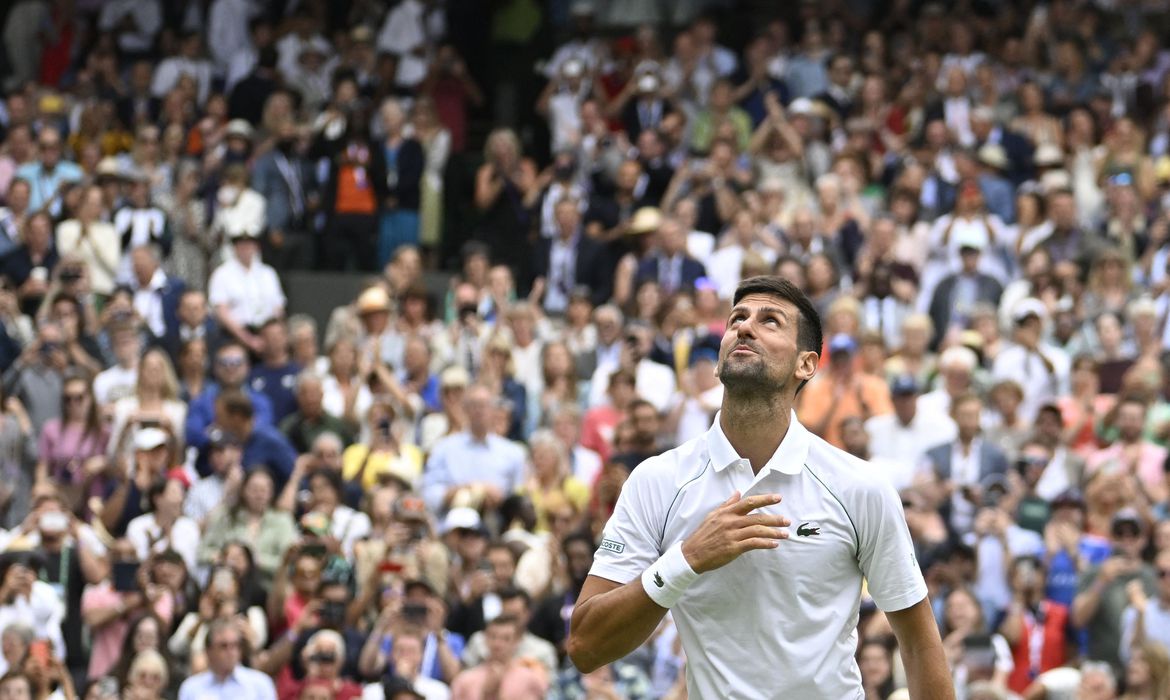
[{"xmin": 567, "ymin": 276, "xmax": 953, "ymax": 699}]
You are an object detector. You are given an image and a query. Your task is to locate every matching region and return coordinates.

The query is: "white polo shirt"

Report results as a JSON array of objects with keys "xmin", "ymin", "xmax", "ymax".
[{"xmin": 591, "ymin": 411, "xmax": 927, "ymax": 700}]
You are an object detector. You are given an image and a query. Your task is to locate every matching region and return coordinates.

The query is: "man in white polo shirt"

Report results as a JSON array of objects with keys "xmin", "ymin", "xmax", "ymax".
[{"xmin": 567, "ymin": 276, "xmax": 952, "ymax": 699}]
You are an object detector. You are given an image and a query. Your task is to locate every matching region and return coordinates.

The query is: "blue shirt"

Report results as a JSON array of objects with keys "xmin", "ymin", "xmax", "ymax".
[
  {"xmin": 242, "ymin": 424, "xmax": 298, "ymax": 488},
  {"xmin": 15, "ymin": 161, "xmax": 83, "ymax": 216},
  {"xmin": 421, "ymin": 432, "xmax": 526, "ymax": 513},
  {"xmin": 186, "ymin": 383, "xmax": 276, "ymax": 474},
  {"xmin": 178, "ymin": 666, "xmax": 276, "ymax": 700},
  {"xmin": 248, "ymin": 362, "xmax": 302, "ymax": 425}
]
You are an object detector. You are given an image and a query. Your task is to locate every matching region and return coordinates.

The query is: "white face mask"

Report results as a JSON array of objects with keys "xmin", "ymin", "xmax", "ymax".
[{"xmin": 218, "ymin": 186, "xmax": 240, "ymax": 206}]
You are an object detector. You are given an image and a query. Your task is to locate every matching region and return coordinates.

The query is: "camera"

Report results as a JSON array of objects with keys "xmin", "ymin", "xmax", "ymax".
[
  {"xmin": 318, "ymin": 600, "xmax": 347, "ymax": 626},
  {"xmin": 59, "ymin": 267, "xmax": 82, "ymax": 283},
  {"xmin": 402, "ymin": 602, "xmax": 428, "ymax": 624}
]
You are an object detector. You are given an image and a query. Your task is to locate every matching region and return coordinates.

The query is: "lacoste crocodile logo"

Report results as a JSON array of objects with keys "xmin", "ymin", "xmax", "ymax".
[
  {"xmin": 653, "ymin": 572, "xmax": 665, "ymax": 587},
  {"xmin": 796, "ymin": 522, "xmax": 821, "ymax": 537}
]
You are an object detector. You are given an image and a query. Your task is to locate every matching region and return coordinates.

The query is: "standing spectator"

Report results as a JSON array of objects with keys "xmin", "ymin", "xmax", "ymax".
[
  {"xmin": 532, "ymin": 198, "xmax": 614, "ymax": 315},
  {"xmin": 999, "ymin": 556, "xmax": 1069, "ymax": 695},
  {"xmin": 35, "ymin": 373, "xmax": 107, "ymax": 512},
  {"xmin": 473, "ymin": 129, "xmax": 540, "ymax": 278},
  {"xmin": 3, "ymin": 321, "xmax": 68, "ymax": 432},
  {"xmin": 98, "ymin": 0, "xmax": 162, "ymax": 63},
  {"xmin": 798, "ymin": 333, "xmax": 894, "ymax": 450},
  {"xmin": 185, "ymin": 343, "xmax": 276, "ymax": 457},
  {"xmin": 317, "ymin": 111, "xmax": 386, "ymax": 272},
  {"xmin": 112, "ymin": 178, "xmax": 170, "ymax": 283},
  {"xmin": 1072, "ymin": 509, "xmax": 1158, "ymax": 677},
  {"xmin": 925, "ymin": 230, "xmax": 1004, "ymax": 349},
  {"xmin": 127, "ymin": 245, "xmax": 185, "ymax": 345},
  {"xmin": 991, "ymin": 298, "xmax": 1070, "ymax": 424},
  {"xmin": 0, "ymin": 179, "xmax": 30, "ymax": 259},
  {"xmin": 921, "ymin": 393, "xmax": 1009, "ymax": 535},
  {"xmin": 448, "ymin": 616, "xmax": 547, "ymax": 700},
  {"xmin": 864, "ymin": 375, "xmax": 957, "ymax": 489},
  {"xmin": 248, "ymin": 320, "xmax": 301, "ymax": 426},
  {"xmin": 152, "ymin": 31, "xmax": 214, "ymax": 106},
  {"xmin": 376, "ymin": 100, "xmax": 424, "ymax": 267},
  {"xmin": 250, "ymin": 120, "xmax": 311, "ymax": 271},
  {"xmin": 1, "ymin": 212, "xmax": 58, "ymax": 318}
]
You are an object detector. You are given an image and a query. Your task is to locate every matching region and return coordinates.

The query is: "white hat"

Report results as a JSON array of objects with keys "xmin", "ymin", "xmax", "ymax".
[
  {"xmin": 134, "ymin": 427, "xmax": 169, "ymax": 451},
  {"xmin": 1012, "ymin": 297, "xmax": 1047, "ymax": 323},
  {"xmin": 441, "ymin": 507, "xmax": 484, "ymax": 535},
  {"xmin": 977, "ymin": 143, "xmax": 1008, "ymax": 170},
  {"xmin": 225, "ymin": 119, "xmax": 254, "ymax": 140},
  {"xmin": 1034, "ymin": 143, "xmax": 1064, "ymax": 167},
  {"xmin": 1040, "ymin": 169, "xmax": 1072, "ymax": 193},
  {"xmin": 953, "ymin": 227, "xmax": 987, "ymax": 251},
  {"xmin": 788, "ymin": 97, "xmax": 816, "ymax": 116}
]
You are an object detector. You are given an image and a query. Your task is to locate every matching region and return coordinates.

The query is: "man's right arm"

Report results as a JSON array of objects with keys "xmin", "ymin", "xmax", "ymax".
[{"xmin": 567, "ymin": 491, "xmax": 788, "ymax": 673}]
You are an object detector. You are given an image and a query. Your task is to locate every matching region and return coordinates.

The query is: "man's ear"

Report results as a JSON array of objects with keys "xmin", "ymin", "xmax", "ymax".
[{"xmin": 796, "ymin": 350, "xmax": 819, "ymax": 384}]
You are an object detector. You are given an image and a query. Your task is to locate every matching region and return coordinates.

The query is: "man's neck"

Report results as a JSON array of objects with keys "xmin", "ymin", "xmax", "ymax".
[
  {"xmin": 719, "ymin": 392, "xmax": 792, "ymax": 473},
  {"xmin": 469, "ymin": 428, "xmax": 489, "ymax": 442}
]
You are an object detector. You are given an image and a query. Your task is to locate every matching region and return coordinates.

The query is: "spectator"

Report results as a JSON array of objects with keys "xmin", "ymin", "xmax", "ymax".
[
  {"xmin": 422, "ymin": 384, "xmax": 525, "ymax": 515},
  {"xmin": 112, "ymin": 179, "xmax": 171, "ymax": 283},
  {"xmin": 248, "ymin": 320, "xmax": 302, "ymax": 425},
  {"xmin": 0, "ymin": 212, "xmax": 58, "ymax": 318},
  {"xmin": 798, "ymin": 333, "xmax": 894, "ymax": 450},
  {"xmin": 127, "ymin": 245, "xmax": 185, "ymax": 344},
  {"xmin": 215, "ymin": 391, "xmax": 297, "ymax": 489},
  {"xmin": 126, "ymin": 476, "xmax": 200, "ymax": 572},
  {"xmin": 15, "ymin": 128, "xmax": 82, "ymax": 218},
  {"xmin": 1072, "ymin": 508, "xmax": 1158, "ymax": 677},
  {"xmin": 991, "ymin": 299, "xmax": 1070, "ymax": 423},
  {"xmin": 864, "ymin": 375, "xmax": 957, "ymax": 489},
  {"xmin": 35, "ymin": 373, "xmax": 107, "ymax": 511},
  {"xmin": 54, "ymin": 186, "xmax": 120, "ymax": 299},
  {"xmin": 3, "ymin": 321, "xmax": 69, "ymax": 432},
  {"xmin": 250, "ymin": 119, "xmax": 312, "ymax": 271},
  {"xmin": 207, "ymin": 226, "xmax": 286, "ymax": 357},
  {"xmin": 177, "ymin": 619, "xmax": 277, "ymax": 700},
  {"xmin": 448, "ymin": 615, "xmax": 547, "ymax": 700},
  {"xmin": 185, "ymin": 343, "xmax": 276, "ymax": 460}
]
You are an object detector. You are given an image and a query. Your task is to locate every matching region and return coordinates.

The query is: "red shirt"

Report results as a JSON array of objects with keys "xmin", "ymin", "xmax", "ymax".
[
  {"xmin": 581, "ymin": 405, "xmax": 622, "ymax": 463},
  {"xmin": 1007, "ymin": 601, "xmax": 1069, "ymax": 694}
]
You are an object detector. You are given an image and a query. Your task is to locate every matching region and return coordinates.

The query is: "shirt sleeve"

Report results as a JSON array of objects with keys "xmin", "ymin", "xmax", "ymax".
[
  {"xmin": 854, "ymin": 472, "xmax": 928, "ymax": 613},
  {"xmin": 588, "ymin": 458, "xmax": 668, "ymax": 585}
]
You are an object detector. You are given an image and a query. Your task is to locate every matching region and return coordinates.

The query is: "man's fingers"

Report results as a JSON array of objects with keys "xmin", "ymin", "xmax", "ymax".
[
  {"xmin": 739, "ymin": 537, "xmax": 782, "ymax": 552},
  {"xmin": 738, "ymin": 525, "xmax": 788, "ymax": 542},
  {"xmin": 728, "ymin": 493, "xmax": 782, "ymax": 515},
  {"xmin": 721, "ymin": 491, "xmax": 742, "ymax": 507},
  {"xmin": 740, "ymin": 513, "xmax": 790, "ymax": 528}
]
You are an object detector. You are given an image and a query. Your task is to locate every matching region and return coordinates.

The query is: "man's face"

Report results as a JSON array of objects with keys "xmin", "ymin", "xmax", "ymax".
[
  {"xmin": 1111, "ymin": 522, "xmax": 1145, "ymax": 559},
  {"xmin": 554, "ymin": 202, "xmax": 580, "ymax": 236},
  {"xmin": 215, "ymin": 348, "xmax": 249, "ymax": 387},
  {"xmin": 565, "ymin": 539, "xmax": 594, "ymax": 584},
  {"xmin": 131, "ymin": 249, "xmax": 158, "ymax": 286},
  {"xmin": 484, "ymin": 623, "xmax": 519, "ymax": 663},
  {"xmin": 1117, "ymin": 403, "xmax": 1146, "ymax": 443},
  {"xmin": 595, "ymin": 312, "xmax": 621, "ymax": 344},
  {"xmin": 37, "ymin": 131, "xmax": 62, "ymax": 168},
  {"xmin": 261, "ymin": 323, "xmax": 288, "ymax": 358},
  {"xmin": 657, "ymin": 221, "xmax": 685, "ymax": 256},
  {"xmin": 390, "ymin": 636, "xmax": 423, "ymax": 675},
  {"xmin": 717, "ymin": 294, "xmax": 813, "ymax": 397},
  {"xmin": 487, "ymin": 547, "xmax": 516, "ymax": 584},
  {"xmin": 207, "ymin": 628, "xmax": 243, "ymax": 676},
  {"xmin": 840, "ymin": 420, "xmax": 868, "ymax": 456},
  {"xmin": 954, "ymin": 399, "xmax": 982, "ymax": 437},
  {"xmin": 501, "ymin": 597, "xmax": 530, "ymax": 627},
  {"xmin": 892, "ymin": 393, "xmax": 917, "ymax": 424},
  {"xmin": 631, "ymin": 405, "xmax": 658, "ymax": 442},
  {"xmin": 298, "ymin": 380, "xmax": 324, "ymax": 417},
  {"xmin": 463, "ymin": 387, "xmax": 493, "ymax": 434},
  {"xmin": 179, "ymin": 293, "xmax": 207, "ymax": 326}
]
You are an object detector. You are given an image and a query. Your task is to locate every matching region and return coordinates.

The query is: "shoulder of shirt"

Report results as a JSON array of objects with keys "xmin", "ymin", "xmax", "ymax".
[
  {"xmin": 805, "ymin": 431, "xmax": 896, "ymax": 500},
  {"xmin": 624, "ymin": 435, "xmax": 709, "ymax": 493}
]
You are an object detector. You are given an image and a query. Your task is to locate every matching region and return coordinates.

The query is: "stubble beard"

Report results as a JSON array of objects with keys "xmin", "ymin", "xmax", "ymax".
[{"xmin": 718, "ymin": 354, "xmax": 785, "ymax": 399}]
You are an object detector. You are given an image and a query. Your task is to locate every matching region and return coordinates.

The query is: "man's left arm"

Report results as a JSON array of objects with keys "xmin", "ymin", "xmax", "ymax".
[{"xmin": 887, "ymin": 598, "xmax": 954, "ymax": 699}]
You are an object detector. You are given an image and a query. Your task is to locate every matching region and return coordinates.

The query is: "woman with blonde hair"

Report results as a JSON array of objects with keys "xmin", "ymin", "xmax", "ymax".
[
  {"xmin": 473, "ymin": 127, "xmax": 542, "ymax": 274},
  {"xmin": 519, "ymin": 430, "xmax": 589, "ymax": 532},
  {"xmin": 884, "ymin": 313, "xmax": 937, "ymax": 387},
  {"xmin": 122, "ymin": 649, "xmax": 169, "ymax": 700},
  {"xmin": 1122, "ymin": 641, "xmax": 1170, "ymax": 700},
  {"xmin": 108, "ymin": 348, "xmax": 187, "ymax": 461}
]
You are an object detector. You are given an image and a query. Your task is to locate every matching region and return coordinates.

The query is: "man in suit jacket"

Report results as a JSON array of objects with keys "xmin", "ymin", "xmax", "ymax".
[
  {"xmin": 926, "ymin": 231, "xmax": 1003, "ymax": 349},
  {"xmin": 163, "ymin": 289, "xmax": 222, "ymax": 367},
  {"xmin": 634, "ymin": 215, "xmax": 707, "ymax": 295},
  {"xmin": 970, "ymin": 106, "xmax": 1034, "ymax": 187},
  {"xmin": 127, "ymin": 245, "xmax": 185, "ymax": 346},
  {"xmin": 922, "ymin": 392, "xmax": 1010, "ymax": 535},
  {"xmin": 251, "ymin": 119, "xmax": 314, "ymax": 270},
  {"xmin": 533, "ymin": 197, "xmax": 614, "ymax": 312}
]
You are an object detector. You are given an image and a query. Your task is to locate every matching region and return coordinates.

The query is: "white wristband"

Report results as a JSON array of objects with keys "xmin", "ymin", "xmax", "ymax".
[{"xmin": 641, "ymin": 543, "xmax": 699, "ymax": 609}]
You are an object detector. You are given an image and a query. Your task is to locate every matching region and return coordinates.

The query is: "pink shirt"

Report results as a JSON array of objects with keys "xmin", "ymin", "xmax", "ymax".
[
  {"xmin": 450, "ymin": 661, "xmax": 547, "ymax": 700},
  {"xmin": 81, "ymin": 582, "xmax": 174, "ymax": 680},
  {"xmin": 1086, "ymin": 441, "xmax": 1168, "ymax": 498}
]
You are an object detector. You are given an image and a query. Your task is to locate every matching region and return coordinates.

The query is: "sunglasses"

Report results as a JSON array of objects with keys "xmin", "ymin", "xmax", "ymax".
[
  {"xmin": 64, "ymin": 393, "xmax": 87, "ymax": 403},
  {"xmin": 217, "ymin": 357, "xmax": 246, "ymax": 368}
]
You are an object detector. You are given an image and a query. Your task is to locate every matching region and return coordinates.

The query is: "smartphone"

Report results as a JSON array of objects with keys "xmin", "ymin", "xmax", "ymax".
[
  {"xmin": 211, "ymin": 568, "xmax": 235, "ymax": 593},
  {"xmin": 28, "ymin": 640, "xmax": 50, "ymax": 666},
  {"xmin": 402, "ymin": 602, "xmax": 428, "ymax": 624},
  {"xmin": 301, "ymin": 542, "xmax": 327, "ymax": 559},
  {"xmin": 112, "ymin": 561, "xmax": 140, "ymax": 592}
]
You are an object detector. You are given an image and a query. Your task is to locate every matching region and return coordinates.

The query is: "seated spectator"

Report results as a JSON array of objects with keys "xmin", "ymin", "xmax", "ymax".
[
  {"xmin": 177, "ymin": 619, "xmax": 277, "ymax": 700},
  {"xmin": 35, "ymin": 373, "xmax": 108, "ymax": 511},
  {"xmin": 199, "ymin": 468, "xmax": 296, "ymax": 589},
  {"xmin": 518, "ymin": 431, "xmax": 588, "ymax": 533},
  {"xmin": 214, "ymin": 391, "xmax": 297, "ymax": 489},
  {"xmin": 281, "ymin": 372, "xmax": 355, "ymax": 454},
  {"xmin": 249, "ymin": 320, "xmax": 302, "ymax": 425},
  {"xmin": 275, "ymin": 629, "xmax": 362, "ymax": 700},
  {"xmin": 185, "ymin": 343, "xmax": 276, "ymax": 461},
  {"xmin": 421, "ymin": 385, "xmax": 525, "ymax": 515},
  {"xmin": 0, "ymin": 212, "xmax": 59, "ymax": 318},
  {"xmin": 126, "ymin": 476, "xmax": 200, "ymax": 572},
  {"xmin": 460, "ymin": 587, "xmax": 556, "ymax": 679},
  {"xmin": 169, "ymin": 567, "xmax": 267, "ymax": 674},
  {"xmin": 341, "ymin": 401, "xmax": 423, "ymax": 494},
  {"xmin": 207, "ymin": 227, "xmax": 285, "ymax": 356},
  {"xmin": 55, "ymin": 186, "xmax": 120, "ymax": 299}
]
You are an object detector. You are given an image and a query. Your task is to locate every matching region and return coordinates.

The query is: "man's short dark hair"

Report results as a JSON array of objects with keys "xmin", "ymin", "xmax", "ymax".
[
  {"xmin": 498, "ymin": 586, "xmax": 531, "ymax": 609},
  {"xmin": 486, "ymin": 613, "xmax": 522, "ymax": 634},
  {"xmin": 217, "ymin": 390, "xmax": 254, "ymax": 419},
  {"xmin": 732, "ymin": 276, "xmax": 823, "ymax": 359}
]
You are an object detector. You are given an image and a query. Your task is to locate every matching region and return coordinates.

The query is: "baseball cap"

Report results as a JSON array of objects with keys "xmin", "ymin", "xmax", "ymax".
[
  {"xmin": 628, "ymin": 207, "xmax": 663, "ymax": 235},
  {"xmin": 134, "ymin": 427, "xmax": 169, "ymax": 451},
  {"xmin": 689, "ymin": 346, "xmax": 719, "ymax": 367},
  {"xmin": 953, "ymin": 227, "xmax": 987, "ymax": 252},
  {"xmin": 442, "ymin": 507, "xmax": 485, "ymax": 535},
  {"xmin": 1111, "ymin": 507, "xmax": 1143, "ymax": 533},
  {"xmin": 890, "ymin": 375, "xmax": 919, "ymax": 396},
  {"xmin": 827, "ymin": 333, "xmax": 857, "ymax": 355},
  {"xmin": 225, "ymin": 119, "xmax": 254, "ymax": 141},
  {"xmin": 1011, "ymin": 297, "xmax": 1047, "ymax": 323},
  {"xmin": 1050, "ymin": 488, "xmax": 1084, "ymax": 510}
]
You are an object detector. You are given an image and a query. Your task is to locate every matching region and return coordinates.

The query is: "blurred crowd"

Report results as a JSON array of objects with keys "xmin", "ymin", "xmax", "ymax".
[{"xmin": 1, "ymin": 0, "xmax": 1170, "ymax": 700}]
